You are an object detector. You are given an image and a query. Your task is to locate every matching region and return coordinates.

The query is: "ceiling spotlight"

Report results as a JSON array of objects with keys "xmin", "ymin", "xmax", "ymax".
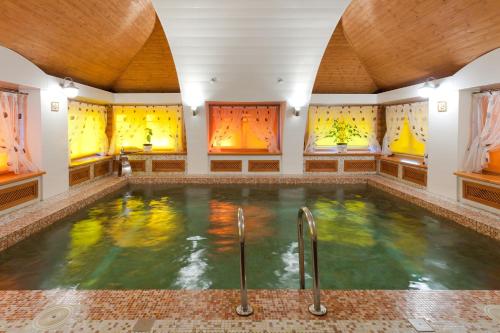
[
  {"xmin": 277, "ymin": 78, "xmax": 284, "ymax": 84},
  {"xmin": 191, "ymin": 105, "xmax": 199, "ymax": 116},
  {"xmin": 418, "ymin": 78, "xmax": 437, "ymax": 98},
  {"xmin": 293, "ymin": 105, "xmax": 301, "ymax": 117},
  {"xmin": 61, "ymin": 77, "xmax": 79, "ymax": 98},
  {"xmin": 210, "ymin": 77, "xmax": 217, "ymax": 84}
]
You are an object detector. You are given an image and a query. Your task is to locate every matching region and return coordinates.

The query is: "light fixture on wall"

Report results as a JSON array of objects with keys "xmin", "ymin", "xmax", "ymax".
[
  {"xmin": 277, "ymin": 77, "xmax": 284, "ymax": 84},
  {"xmin": 61, "ymin": 77, "xmax": 79, "ymax": 98},
  {"xmin": 191, "ymin": 105, "xmax": 199, "ymax": 116},
  {"xmin": 210, "ymin": 77, "xmax": 217, "ymax": 84},
  {"xmin": 418, "ymin": 78, "xmax": 437, "ymax": 98},
  {"xmin": 292, "ymin": 105, "xmax": 301, "ymax": 117}
]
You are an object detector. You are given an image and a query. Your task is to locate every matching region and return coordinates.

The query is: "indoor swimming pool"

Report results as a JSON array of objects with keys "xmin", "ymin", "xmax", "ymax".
[{"xmin": 0, "ymin": 183, "xmax": 499, "ymax": 290}]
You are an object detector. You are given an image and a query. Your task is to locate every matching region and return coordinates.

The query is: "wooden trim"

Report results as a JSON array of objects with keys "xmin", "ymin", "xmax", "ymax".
[
  {"xmin": 0, "ymin": 172, "xmax": 45, "ymax": 187},
  {"xmin": 462, "ymin": 181, "xmax": 500, "ymax": 209},
  {"xmin": 380, "ymin": 160, "xmax": 399, "ymax": 177},
  {"xmin": 248, "ymin": 160, "xmax": 280, "ymax": 172},
  {"xmin": 126, "ymin": 151, "xmax": 187, "ymax": 156},
  {"xmin": 0, "ymin": 180, "xmax": 38, "ymax": 211},
  {"xmin": 305, "ymin": 160, "xmax": 338, "ymax": 172},
  {"xmin": 402, "ymin": 165, "xmax": 427, "ymax": 186},
  {"xmin": 152, "ymin": 160, "xmax": 185, "ymax": 172},
  {"xmin": 209, "ymin": 152, "xmax": 282, "ymax": 156},
  {"xmin": 344, "ymin": 160, "xmax": 376, "ymax": 172},
  {"xmin": 69, "ymin": 166, "xmax": 91, "ymax": 186},
  {"xmin": 94, "ymin": 160, "xmax": 112, "ymax": 177},
  {"xmin": 70, "ymin": 155, "xmax": 113, "ymax": 168},
  {"xmin": 210, "ymin": 160, "xmax": 242, "ymax": 172},
  {"xmin": 129, "ymin": 160, "xmax": 146, "ymax": 172},
  {"xmin": 454, "ymin": 171, "xmax": 500, "ymax": 187},
  {"xmin": 377, "ymin": 155, "xmax": 427, "ymax": 169},
  {"xmin": 304, "ymin": 152, "xmax": 378, "ymax": 157}
]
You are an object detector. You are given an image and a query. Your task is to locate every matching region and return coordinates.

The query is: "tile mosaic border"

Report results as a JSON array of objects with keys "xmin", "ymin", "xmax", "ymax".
[
  {"xmin": 0, "ymin": 289, "xmax": 499, "ymax": 332},
  {"xmin": 0, "ymin": 174, "xmax": 497, "ymax": 254}
]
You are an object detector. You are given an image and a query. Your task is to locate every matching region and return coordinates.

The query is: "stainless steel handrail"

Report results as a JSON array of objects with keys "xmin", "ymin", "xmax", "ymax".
[
  {"xmin": 236, "ymin": 208, "xmax": 253, "ymax": 316},
  {"xmin": 297, "ymin": 207, "xmax": 327, "ymax": 316}
]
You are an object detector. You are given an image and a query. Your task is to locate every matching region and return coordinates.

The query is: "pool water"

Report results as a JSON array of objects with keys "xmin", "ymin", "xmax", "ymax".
[{"xmin": 0, "ymin": 183, "xmax": 499, "ymax": 290}]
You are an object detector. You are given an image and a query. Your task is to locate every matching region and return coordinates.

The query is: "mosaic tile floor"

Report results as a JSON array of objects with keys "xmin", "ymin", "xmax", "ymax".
[{"xmin": 0, "ymin": 289, "xmax": 499, "ymax": 332}]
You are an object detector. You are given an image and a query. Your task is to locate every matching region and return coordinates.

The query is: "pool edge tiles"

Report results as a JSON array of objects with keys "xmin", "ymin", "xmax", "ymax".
[
  {"xmin": 0, "ymin": 176, "xmax": 128, "ymax": 252},
  {"xmin": 0, "ymin": 174, "xmax": 498, "ymax": 254},
  {"xmin": 0, "ymin": 290, "xmax": 499, "ymax": 332},
  {"xmin": 367, "ymin": 176, "xmax": 500, "ymax": 241}
]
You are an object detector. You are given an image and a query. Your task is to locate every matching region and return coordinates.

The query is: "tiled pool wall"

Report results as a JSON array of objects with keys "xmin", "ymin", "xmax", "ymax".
[{"xmin": 0, "ymin": 174, "xmax": 498, "ymax": 254}]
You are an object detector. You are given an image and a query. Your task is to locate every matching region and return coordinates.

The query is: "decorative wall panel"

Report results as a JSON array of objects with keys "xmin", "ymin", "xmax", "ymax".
[
  {"xmin": 152, "ymin": 160, "xmax": 185, "ymax": 172},
  {"xmin": 305, "ymin": 160, "xmax": 338, "ymax": 172},
  {"xmin": 210, "ymin": 160, "xmax": 242, "ymax": 172},
  {"xmin": 344, "ymin": 160, "xmax": 376, "ymax": 172},
  {"xmin": 402, "ymin": 166, "xmax": 427, "ymax": 186},
  {"xmin": 0, "ymin": 180, "xmax": 38, "ymax": 211},
  {"xmin": 380, "ymin": 160, "xmax": 398, "ymax": 177},
  {"xmin": 248, "ymin": 160, "xmax": 280, "ymax": 172},
  {"xmin": 69, "ymin": 166, "xmax": 91, "ymax": 186},
  {"xmin": 463, "ymin": 181, "xmax": 500, "ymax": 209}
]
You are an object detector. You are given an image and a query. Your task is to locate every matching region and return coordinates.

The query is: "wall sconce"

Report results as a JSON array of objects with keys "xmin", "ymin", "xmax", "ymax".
[
  {"xmin": 191, "ymin": 106, "xmax": 199, "ymax": 116},
  {"xmin": 60, "ymin": 77, "xmax": 79, "ymax": 98},
  {"xmin": 292, "ymin": 106, "xmax": 301, "ymax": 117},
  {"xmin": 418, "ymin": 78, "xmax": 437, "ymax": 98}
]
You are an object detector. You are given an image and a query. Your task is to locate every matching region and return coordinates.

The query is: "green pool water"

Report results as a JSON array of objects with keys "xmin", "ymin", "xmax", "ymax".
[{"xmin": 0, "ymin": 183, "xmax": 499, "ymax": 290}]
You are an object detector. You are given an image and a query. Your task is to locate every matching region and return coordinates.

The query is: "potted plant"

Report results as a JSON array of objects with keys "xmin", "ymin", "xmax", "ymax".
[
  {"xmin": 325, "ymin": 119, "xmax": 361, "ymax": 153},
  {"xmin": 143, "ymin": 128, "xmax": 153, "ymax": 152}
]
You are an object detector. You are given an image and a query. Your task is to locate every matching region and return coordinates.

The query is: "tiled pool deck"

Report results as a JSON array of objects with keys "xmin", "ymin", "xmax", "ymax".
[{"xmin": 0, "ymin": 175, "xmax": 499, "ymax": 332}]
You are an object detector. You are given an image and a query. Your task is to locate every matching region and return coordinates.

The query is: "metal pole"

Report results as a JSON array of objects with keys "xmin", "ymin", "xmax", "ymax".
[
  {"xmin": 297, "ymin": 207, "xmax": 327, "ymax": 316},
  {"xmin": 236, "ymin": 208, "xmax": 253, "ymax": 316}
]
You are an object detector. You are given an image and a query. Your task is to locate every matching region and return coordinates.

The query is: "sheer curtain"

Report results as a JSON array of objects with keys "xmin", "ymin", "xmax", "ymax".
[
  {"xmin": 246, "ymin": 106, "xmax": 279, "ymax": 153},
  {"xmin": 382, "ymin": 102, "xmax": 428, "ymax": 157},
  {"xmin": 0, "ymin": 92, "xmax": 38, "ymax": 174},
  {"xmin": 305, "ymin": 105, "xmax": 380, "ymax": 152},
  {"xmin": 463, "ymin": 93, "xmax": 500, "ymax": 172},
  {"xmin": 209, "ymin": 106, "xmax": 243, "ymax": 152}
]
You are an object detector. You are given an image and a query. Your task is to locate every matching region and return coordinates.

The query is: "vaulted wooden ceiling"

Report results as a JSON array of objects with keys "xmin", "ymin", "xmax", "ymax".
[
  {"xmin": 314, "ymin": 0, "xmax": 500, "ymax": 93},
  {"xmin": 0, "ymin": 0, "xmax": 180, "ymax": 93}
]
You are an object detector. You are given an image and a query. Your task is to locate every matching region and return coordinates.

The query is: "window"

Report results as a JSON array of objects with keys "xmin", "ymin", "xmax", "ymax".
[
  {"xmin": 208, "ymin": 103, "xmax": 280, "ymax": 153},
  {"xmin": 68, "ymin": 101, "xmax": 109, "ymax": 160},
  {"xmin": 382, "ymin": 102, "xmax": 428, "ymax": 157},
  {"xmin": 304, "ymin": 105, "xmax": 379, "ymax": 152},
  {"xmin": 109, "ymin": 105, "xmax": 185, "ymax": 153}
]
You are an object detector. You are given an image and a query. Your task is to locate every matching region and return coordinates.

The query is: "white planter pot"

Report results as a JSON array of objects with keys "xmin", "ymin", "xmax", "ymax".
[
  {"xmin": 143, "ymin": 144, "xmax": 153, "ymax": 152},
  {"xmin": 336, "ymin": 143, "xmax": 348, "ymax": 153}
]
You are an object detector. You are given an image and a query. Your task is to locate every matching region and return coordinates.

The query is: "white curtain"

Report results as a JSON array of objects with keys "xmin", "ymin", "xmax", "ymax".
[
  {"xmin": 246, "ymin": 106, "xmax": 279, "ymax": 153},
  {"xmin": 305, "ymin": 105, "xmax": 380, "ymax": 152},
  {"xmin": 463, "ymin": 93, "xmax": 500, "ymax": 172},
  {"xmin": 209, "ymin": 106, "xmax": 243, "ymax": 152},
  {"xmin": 0, "ymin": 92, "xmax": 38, "ymax": 174},
  {"xmin": 382, "ymin": 102, "xmax": 428, "ymax": 158}
]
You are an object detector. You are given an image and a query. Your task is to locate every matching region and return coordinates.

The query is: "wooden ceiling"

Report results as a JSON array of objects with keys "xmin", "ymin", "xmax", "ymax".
[
  {"xmin": 0, "ymin": 0, "xmax": 179, "ymax": 93},
  {"xmin": 314, "ymin": 0, "xmax": 500, "ymax": 93}
]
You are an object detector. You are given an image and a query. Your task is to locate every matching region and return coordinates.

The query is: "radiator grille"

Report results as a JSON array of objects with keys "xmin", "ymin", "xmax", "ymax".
[
  {"xmin": 0, "ymin": 180, "xmax": 38, "ymax": 211},
  {"xmin": 152, "ymin": 160, "xmax": 186, "ymax": 172},
  {"xmin": 69, "ymin": 166, "xmax": 91, "ymax": 186},
  {"xmin": 129, "ymin": 160, "xmax": 146, "ymax": 172},
  {"xmin": 94, "ymin": 161, "xmax": 111, "ymax": 177},
  {"xmin": 248, "ymin": 160, "xmax": 280, "ymax": 172},
  {"xmin": 344, "ymin": 160, "xmax": 376, "ymax": 172},
  {"xmin": 380, "ymin": 160, "xmax": 398, "ymax": 177},
  {"xmin": 402, "ymin": 166, "xmax": 427, "ymax": 186},
  {"xmin": 463, "ymin": 181, "xmax": 500, "ymax": 209},
  {"xmin": 305, "ymin": 160, "xmax": 338, "ymax": 172},
  {"xmin": 211, "ymin": 160, "xmax": 242, "ymax": 172}
]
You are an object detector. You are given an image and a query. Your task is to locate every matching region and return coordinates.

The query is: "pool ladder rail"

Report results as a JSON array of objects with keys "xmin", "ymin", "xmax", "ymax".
[
  {"xmin": 297, "ymin": 207, "xmax": 327, "ymax": 316},
  {"xmin": 235, "ymin": 207, "xmax": 326, "ymax": 317},
  {"xmin": 236, "ymin": 207, "xmax": 253, "ymax": 316}
]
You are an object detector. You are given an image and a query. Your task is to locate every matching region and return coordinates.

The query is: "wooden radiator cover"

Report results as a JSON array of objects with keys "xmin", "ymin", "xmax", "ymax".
[
  {"xmin": 305, "ymin": 160, "xmax": 338, "ymax": 172},
  {"xmin": 69, "ymin": 166, "xmax": 91, "ymax": 186},
  {"xmin": 344, "ymin": 160, "xmax": 376, "ymax": 172},
  {"xmin": 402, "ymin": 166, "xmax": 427, "ymax": 186},
  {"xmin": 94, "ymin": 160, "xmax": 111, "ymax": 177},
  {"xmin": 248, "ymin": 160, "xmax": 280, "ymax": 172},
  {"xmin": 380, "ymin": 160, "xmax": 398, "ymax": 177},
  {"xmin": 0, "ymin": 180, "xmax": 38, "ymax": 211},
  {"xmin": 129, "ymin": 160, "xmax": 146, "ymax": 172},
  {"xmin": 463, "ymin": 181, "xmax": 500, "ymax": 209},
  {"xmin": 211, "ymin": 160, "xmax": 242, "ymax": 172},
  {"xmin": 152, "ymin": 160, "xmax": 186, "ymax": 172}
]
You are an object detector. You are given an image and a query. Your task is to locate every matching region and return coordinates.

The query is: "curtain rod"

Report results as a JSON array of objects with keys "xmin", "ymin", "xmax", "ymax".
[
  {"xmin": 0, "ymin": 88, "xmax": 28, "ymax": 95},
  {"xmin": 473, "ymin": 89, "xmax": 500, "ymax": 95}
]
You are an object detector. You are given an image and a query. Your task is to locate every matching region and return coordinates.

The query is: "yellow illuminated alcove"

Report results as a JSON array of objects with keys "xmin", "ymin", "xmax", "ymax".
[
  {"xmin": 390, "ymin": 117, "xmax": 426, "ymax": 157},
  {"xmin": 109, "ymin": 105, "xmax": 185, "ymax": 153}
]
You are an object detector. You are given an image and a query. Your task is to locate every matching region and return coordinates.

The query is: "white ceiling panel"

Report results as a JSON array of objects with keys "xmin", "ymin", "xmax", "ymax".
[{"xmin": 153, "ymin": 0, "xmax": 350, "ymax": 105}]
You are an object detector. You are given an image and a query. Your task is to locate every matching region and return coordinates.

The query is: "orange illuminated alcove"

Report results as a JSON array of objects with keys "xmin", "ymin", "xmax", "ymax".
[{"xmin": 207, "ymin": 101, "xmax": 283, "ymax": 154}]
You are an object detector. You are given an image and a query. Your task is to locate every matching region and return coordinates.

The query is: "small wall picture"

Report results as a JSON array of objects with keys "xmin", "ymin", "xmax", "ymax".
[
  {"xmin": 437, "ymin": 101, "xmax": 447, "ymax": 112},
  {"xmin": 51, "ymin": 101, "xmax": 60, "ymax": 112}
]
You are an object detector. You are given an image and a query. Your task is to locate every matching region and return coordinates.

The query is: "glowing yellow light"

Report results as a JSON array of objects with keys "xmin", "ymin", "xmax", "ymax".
[
  {"xmin": 0, "ymin": 153, "xmax": 8, "ymax": 173},
  {"xmin": 390, "ymin": 117, "xmax": 425, "ymax": 156}
]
